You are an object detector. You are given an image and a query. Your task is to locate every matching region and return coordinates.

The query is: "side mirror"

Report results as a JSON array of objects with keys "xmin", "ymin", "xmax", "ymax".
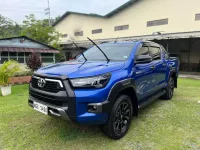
[{"xmin": 135, "ymin": 55, "xmax": 152, "ymax": 64}]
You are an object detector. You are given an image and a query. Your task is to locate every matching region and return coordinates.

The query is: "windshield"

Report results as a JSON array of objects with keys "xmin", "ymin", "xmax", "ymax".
[{"xmin": 76, "ymin": 43, "xmax": 135, "ymax": 61}]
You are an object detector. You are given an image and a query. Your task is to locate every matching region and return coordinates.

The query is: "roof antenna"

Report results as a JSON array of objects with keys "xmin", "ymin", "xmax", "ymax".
[{"xmin": 114, "ymin": 37, "xmax": 119, "ymax": 43}]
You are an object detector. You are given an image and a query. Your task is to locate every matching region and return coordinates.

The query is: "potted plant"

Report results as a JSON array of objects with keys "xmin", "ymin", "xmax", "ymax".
[{"xmin": 0, "ymin": 60, "xmax": 20, "ymax": 96}]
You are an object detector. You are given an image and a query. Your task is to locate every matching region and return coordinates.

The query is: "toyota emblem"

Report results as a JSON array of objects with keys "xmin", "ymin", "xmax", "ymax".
[{"xmin": 38, "ymin": 78, "xmax": 46, "ymax": 88}]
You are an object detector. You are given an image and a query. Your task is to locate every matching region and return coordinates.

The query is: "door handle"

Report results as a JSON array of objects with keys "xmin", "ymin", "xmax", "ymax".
[
  {"xmin": 151, "ymin": 66, "xmax": 155, "ymax": 70},
  {"xmin": 163, "ymin": 63, "xmax": 167, "ymax": 67}
]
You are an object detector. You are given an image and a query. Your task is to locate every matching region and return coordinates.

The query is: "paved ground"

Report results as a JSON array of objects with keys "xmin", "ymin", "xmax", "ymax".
[{"xmin": 179, "ymin": 72, "xmax": 200, "ymax": 80}]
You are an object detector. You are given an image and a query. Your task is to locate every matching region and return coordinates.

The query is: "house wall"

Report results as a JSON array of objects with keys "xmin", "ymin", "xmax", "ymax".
[{"xmin": 54, "ymin": 0, "xmax": 200, "ymax": 42}]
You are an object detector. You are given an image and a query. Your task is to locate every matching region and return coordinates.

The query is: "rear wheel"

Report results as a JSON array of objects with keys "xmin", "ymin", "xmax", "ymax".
[
  {"xmin": 100, "ymin": 95, "xmax": 133, "ymax": 140},
  {"xmin": 162, "ymin": 77, "xmax": 174, "ymax": 100}
]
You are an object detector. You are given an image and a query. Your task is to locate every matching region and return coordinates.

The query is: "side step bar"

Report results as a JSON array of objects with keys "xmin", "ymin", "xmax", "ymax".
[{"xmin": 138, "ymin": 89, "xmax": 166, "ymax": 109}]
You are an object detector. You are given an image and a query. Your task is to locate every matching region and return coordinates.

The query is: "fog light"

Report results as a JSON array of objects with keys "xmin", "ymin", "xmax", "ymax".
[{"xmin": 88, "ymin": 103, "xmax": 102, "ymax": 113}]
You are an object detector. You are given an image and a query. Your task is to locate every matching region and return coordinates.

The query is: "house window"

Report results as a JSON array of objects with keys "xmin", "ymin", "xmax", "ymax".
[
  {"xmin": 114, "ymin": 25, "xmax": 129, "ymax": 31},
  {"xmin": 195, "ymin": 13, "xmax": 200, "ymax": 21},
  {"xmin": 75, "ymin": 31, "xmax": 83, "ymax": 36},
  {"xmin": 61, "ymin": 34, "xmax": 68, "ymax": 38},
  {"xmin": 9, "ymin": 52, "xmax": 17, "ymax": 61},
  {"xmin": 147, "ymin": 18, "xmax": 168, "ymax": 27},
  {"xmin": 25, "ymin": 53, "xmax": 31, "ymax": 63},
  {"xmin": 0, "ymin": 52, "xmax": 8, "ymax": 64},
  {"xmin": 41, "ymin": 53, "xmax": 54, "ymax": 63},
  {"xmin": 92, "ymin": 29, "xmax": 102, "ymax": 34},
  {"xmin": 18, "ymin": 52, "xmax": 25, "ymax": 63}
]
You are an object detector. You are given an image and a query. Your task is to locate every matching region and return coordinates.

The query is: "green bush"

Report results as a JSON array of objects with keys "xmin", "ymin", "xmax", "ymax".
[
  {"xmin": 0, "ymin": 60, "xmax": 20, "ymax": 86},
  {"xmin": 13, "ymin": 71, "xmax": 33, "ymax": 77},
  {"xmin": 56, "ymin": 53, "xmax": 65, "ymax": 62}
]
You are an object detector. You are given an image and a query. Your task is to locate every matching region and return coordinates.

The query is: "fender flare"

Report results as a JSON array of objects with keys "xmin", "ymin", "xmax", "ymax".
[
  {"xmin": 102, "ymin": 78, "xmax": 138, "ymax": 114},
  {"xmin": 168, "ymin": 70, "xmax": 178, "ymax": 88}
]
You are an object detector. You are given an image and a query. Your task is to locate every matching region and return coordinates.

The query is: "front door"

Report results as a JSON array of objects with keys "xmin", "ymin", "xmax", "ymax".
[{"xmin": 134, "ymin": 43, "xmax": 156, "ymax": 101}]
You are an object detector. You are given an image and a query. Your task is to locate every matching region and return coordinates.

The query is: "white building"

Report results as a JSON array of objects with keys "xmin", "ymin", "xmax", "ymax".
[{"xmin": 53, "ymin": 0, "xmax": 200, "ymax": 72}]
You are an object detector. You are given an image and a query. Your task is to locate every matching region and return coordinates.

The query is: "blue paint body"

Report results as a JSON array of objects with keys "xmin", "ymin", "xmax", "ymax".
[{"xmin": 37, "ymin": 41, "xmax": 179, "ymax": 125}]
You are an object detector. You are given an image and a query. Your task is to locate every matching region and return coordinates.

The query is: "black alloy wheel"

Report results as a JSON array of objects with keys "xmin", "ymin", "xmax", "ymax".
[{"xmin": 100, "ymin": 95, "xmax": 133, "ymax": 140}]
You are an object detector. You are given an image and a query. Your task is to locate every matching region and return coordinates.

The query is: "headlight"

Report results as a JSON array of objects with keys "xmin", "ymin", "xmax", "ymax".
[{"xmin": 70, "ymin": 73, "xmax": 111, "ymax": 88}]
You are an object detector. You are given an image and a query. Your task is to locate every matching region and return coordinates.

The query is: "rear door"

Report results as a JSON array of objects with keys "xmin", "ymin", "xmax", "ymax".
[
  {"xmin": 149, "ymin": 43, "xmax": 166, "ymax": 91},
  {"xmin": 134, "ymin": 43, "xmax": 156, "ymax": 100}
]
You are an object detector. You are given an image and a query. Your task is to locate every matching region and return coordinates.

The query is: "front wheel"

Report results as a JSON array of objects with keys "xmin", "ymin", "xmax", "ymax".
[
  {"xmin": 100, "ymin": 95, "xmax": 133, "ymax": 140},
  {"xmin": 162, "ymin": 77, "xmax": 174, "ymax": 100}
]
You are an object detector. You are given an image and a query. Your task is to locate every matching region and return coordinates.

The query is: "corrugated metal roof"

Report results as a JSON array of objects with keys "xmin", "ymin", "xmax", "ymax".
[
  {"xmin": 0, "ymin": 36, "xmax": 57, "ymax": 50},
  {"xmin": 0, "ymin": 47, "xmax": 59, "ymax": 53},
  {"xmin": 60, "ymin": 31, "xmax": 200, "ymax": 48},
  {"xmin": 53, "ymin": 0, "xmax": 139, "ymax": 26}
]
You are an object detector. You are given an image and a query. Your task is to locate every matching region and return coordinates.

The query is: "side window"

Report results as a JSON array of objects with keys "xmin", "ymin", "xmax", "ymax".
[
  {"xmin": 160, "ymin": 45, "xmax": 169, "ymax": 59},
  {"xmin": 137, "ymin": 45, "xmax": 150, "ymax": 56},
  {"xmin": 149, "ymin": 47, "xmax": 161, "ymax": 60}
]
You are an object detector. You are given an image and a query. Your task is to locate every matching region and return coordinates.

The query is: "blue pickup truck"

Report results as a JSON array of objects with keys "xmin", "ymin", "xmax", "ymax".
[{"xmin": 28, "ymin": 40, "xmax": 179, "ymax": 139}]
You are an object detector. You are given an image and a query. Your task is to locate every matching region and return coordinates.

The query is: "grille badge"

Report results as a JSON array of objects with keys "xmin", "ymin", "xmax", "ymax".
[{"xmin": 38, "ymin": 78, "xmax": 46, "ymax": 88}]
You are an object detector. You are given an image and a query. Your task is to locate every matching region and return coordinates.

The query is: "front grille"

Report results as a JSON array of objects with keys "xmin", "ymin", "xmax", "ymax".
[
  {"xmin": 31, "ymin": 77, "xmax": 62, "ymax": 93},
  {"xmin": 30, "ymin": 90, "xmax": 63, "ymax": 106}
]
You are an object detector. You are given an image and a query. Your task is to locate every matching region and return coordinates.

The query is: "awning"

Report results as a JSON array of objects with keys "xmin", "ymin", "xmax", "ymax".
[
  {"xmin": 59, "ymin": 31, "xmax": 200, "ymax": 48},
  {"xmin": 0, "ymin": 47, "xmax": 59, "ymax": 53}
]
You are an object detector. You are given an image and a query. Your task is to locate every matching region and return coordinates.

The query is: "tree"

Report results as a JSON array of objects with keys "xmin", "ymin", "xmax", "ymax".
[
  {"xmin": 0, "ymin": 14, "xmax": 21, "ymax": 38},
  {"xmin": 20, "ymin": 14, "xmax": 61, "ymax": 48},
  {"xmin": 27, "ymin": 53, "xmax": 42, "ymax": 71},
  {"xmin": 51, "ymin": 16, "xmax": 61, "ymax": 25}
]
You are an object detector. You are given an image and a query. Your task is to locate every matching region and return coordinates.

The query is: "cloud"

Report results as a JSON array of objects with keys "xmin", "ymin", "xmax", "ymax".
[{"xmin": 0, "ymin": 0, "xmax": 128, "ymax": 24}]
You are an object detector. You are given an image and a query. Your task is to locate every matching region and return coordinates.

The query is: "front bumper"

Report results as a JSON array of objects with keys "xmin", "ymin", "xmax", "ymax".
[
  {"xmin": 28, "ymin": 74, "xmax": 110, "ymax": 125},
  {"xmin": 29, "ymin": 96, "xmax": 70, "ymax": 121},
  {"xmin": 28, "ymin": 96, "xmax": 110, "ymax": 125}
]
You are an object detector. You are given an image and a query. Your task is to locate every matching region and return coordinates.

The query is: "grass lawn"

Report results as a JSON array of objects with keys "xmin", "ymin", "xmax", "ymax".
[{"xmin": 0, "ymin": 78, "xmax": 200, "ymax": 150}]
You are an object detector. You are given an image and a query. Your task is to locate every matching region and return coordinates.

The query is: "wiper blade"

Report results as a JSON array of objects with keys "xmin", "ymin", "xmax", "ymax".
[
  {"xmin": 71, "ymin": 41, "xmax": 87, "ymax": 61},
  {"xmin": 87, "ymin": 37, "xmax": 110, "ymax": 62}
]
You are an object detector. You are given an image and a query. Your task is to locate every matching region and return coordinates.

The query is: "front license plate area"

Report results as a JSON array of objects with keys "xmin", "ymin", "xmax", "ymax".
[{"xmin": 33, "ymin": 101, "xmax": 48, "ymax": 115}]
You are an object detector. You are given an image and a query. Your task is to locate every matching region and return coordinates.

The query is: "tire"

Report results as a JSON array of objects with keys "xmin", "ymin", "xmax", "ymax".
[
  {"xmin": 100, "ymin": 95, "xmax": 133, "ymax": 140},
  {"xmin": 161, "ymin": 77, "xmax": 175, "ymax": 100}
]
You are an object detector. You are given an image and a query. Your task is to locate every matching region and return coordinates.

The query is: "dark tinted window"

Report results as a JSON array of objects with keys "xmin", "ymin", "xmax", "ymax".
[
  {"xmin": 149, "ymin": 47, "xmax": 161, "ymax": 60},
  {"xmin": 18, "ymin": 58, "xmax": 24, "ymax": 63},
  {"xmin": 41, "ymin": 53, "xmax": 53, "ymax": 57},
  {"xmin": 77, "ymin": 43, "xmax": 135, "ymax": 61},
  {"xmin": 1, "ymin": 58, "xmax": 8, "ymax": 63},
  {"xmin": 195, "ymin": 13, "xmax": 200, "ymax": 21},
  {"xmin": 75, "ymin": 31, "xmax": 83, "ymax": 36},
  {"xmin": 10, "ymin": 52, "xmax": 17, "ymax": 56},
  {"xmin": 9, "ymin": 52, "xmax": 17, "ymax": 61},
  {"xmin": 18, "ymin": 52, "xmax": 24, "ymax": 57},
  {"xmin": 137, "ymin": 46, "xmax": 150, "ymax": 55},
  {"xmin": 92, "ymin": 29, "xmax": 102, "ymax": 34},
  {"xmin": 42, "ymin": 58, "xmax": 54, "ymax": 63},
  {"xmin": 61, "ymin": 34, "xmax": 68, "ymax": 38},
  {"xmin": 25, "ymin": 53, "xmax": 31, "ymax": 56},
  {"xmin": 160, "ymin": 45, "xmax": 169, "ymax": 59},
  {"xmin": 147, "ymin": 18, "xmax": 168, "ymax": 27},
  {"xmin": 1, "ymin": 52, "xmax": 8, "ymax": 56},
  {"xmin": 115, "ymin": 25, "xmax": 129, "ymax": 31}
]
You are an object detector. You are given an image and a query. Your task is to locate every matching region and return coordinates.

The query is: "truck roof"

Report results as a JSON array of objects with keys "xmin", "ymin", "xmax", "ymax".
[{"xmin": 100, "ymin": 40, "xmax": 160, "ymax": 47}]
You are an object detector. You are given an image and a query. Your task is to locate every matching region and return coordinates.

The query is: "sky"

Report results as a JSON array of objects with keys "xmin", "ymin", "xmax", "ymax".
[{"xmin": 0, "ymin": 0, "xmax": 129, "ymax": 24}]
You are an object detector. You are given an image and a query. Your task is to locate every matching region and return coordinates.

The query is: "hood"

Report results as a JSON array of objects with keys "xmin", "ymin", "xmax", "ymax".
[{"xmin": 36, "ymin": 61, "xmax": 125, "ymax": 78}]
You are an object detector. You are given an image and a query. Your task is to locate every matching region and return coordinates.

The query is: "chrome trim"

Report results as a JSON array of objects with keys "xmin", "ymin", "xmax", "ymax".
[
  {"xmin": 49, "ymin": 110, "xmax": 61, "ymax": 117},
  {"xmin": 106, "ymin": 78, "xmax": 133, "ymax": 101},
  {"xmin": 33, "ymin": 76, "xmax": 40, "ymax": 79},
  {"xmin": 29, "ymin": 97, "xmax": 70, "ymax": 121},
  {"xmin": 32, "ymin": 76, "xmax": 63, "ymax": 88}
]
